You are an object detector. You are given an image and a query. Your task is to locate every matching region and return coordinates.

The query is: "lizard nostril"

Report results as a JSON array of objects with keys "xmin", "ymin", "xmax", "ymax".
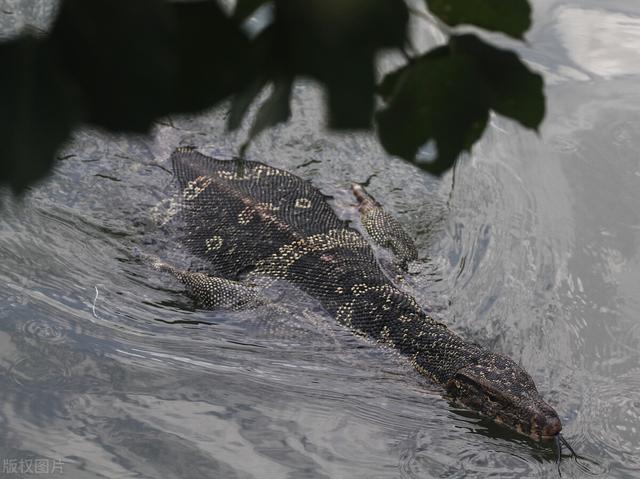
[{"xmin": 542, "ymin": 416, "xmax": 562, "ymax": 436}]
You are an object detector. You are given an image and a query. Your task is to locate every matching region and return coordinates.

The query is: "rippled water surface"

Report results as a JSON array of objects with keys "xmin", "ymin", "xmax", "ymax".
[{"xmin": 2, "ymin": 1, "xmax": 640, "ymax": 478}]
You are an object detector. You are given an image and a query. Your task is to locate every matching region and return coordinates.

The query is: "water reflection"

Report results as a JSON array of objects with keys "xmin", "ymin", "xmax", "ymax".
[
  {"xmin": 556, "ymin": 7, "xmax": 640, "ymax": 78},
  {"xmin": 1, "ymin": 1, "xmax": 640, "ymax": 478}
]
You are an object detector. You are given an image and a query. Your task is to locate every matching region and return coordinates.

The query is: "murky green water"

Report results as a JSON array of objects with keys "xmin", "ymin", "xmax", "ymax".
[{"xmin": 2, "ymin": 1, "xmax": 640, "ymax": 477}]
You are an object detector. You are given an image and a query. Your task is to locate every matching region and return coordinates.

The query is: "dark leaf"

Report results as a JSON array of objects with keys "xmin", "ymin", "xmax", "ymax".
[
  {"xmin": 227, "ymin": 25, "xmax": 276, "ymax": 131},
  {"xmin": 451, "ymin": 34, "xmax": 544, "ymax": 129},
  {"xmin": 50, "ymin": 0, "xmax": 176, "ymax": 132},
  {"xmin": 376, "ymin": 44, "xmax": 489, "ymax": 175},
  {"xmin": 0, "ymin": 35, "xmax": 81, "ymax": 193},
  {"xmin": 248, "ymin": 77, "xmax": 293, "ymax": 141},
  {"xmin": 170, "ymin": 1, "xmax": 251, "ymax": 114},
  {"xmin": 321, "ymin": 55, "xmax": 375, "ymax": 129},
  {"xmin": 377, "ymin": 63, "xmax": 407, "ymax": 103},
  {"xmin": 49, "ymin": 0, "xmax": 249, "ymax": 132},
  {"xmin": 234, "ymin": 0, "xmax": 271, "ymax": 22},
  {"xmin": 425, "ymin": 0, "xmax": 531, "ymax": 40},
  {"xmin": 376, "ymin": 34, "xmax": 544, "ymax": 174},
  {"xmin": 275, "ymin": 0, "xmax": 409, "ymax": 129},
  {"xmin": 227, "ymin": 78, "xmax": 268, "ymax": 131}
]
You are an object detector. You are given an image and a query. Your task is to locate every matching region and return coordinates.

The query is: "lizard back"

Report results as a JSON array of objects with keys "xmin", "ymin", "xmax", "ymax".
[
  {"xmin": 173, "ymin": 148, "xmax": 348, "ymax": 279},
  {"xmin": 171, "ymin": 147, "xmax": 482, "ymax": 383},
  {"xmin": 164, "ymin": 148, "xmax": 565, "ymax": 442}
]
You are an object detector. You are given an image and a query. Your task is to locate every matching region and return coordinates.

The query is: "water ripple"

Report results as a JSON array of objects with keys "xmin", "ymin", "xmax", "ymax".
[
  {"xmin": 7, "ymin": 355, "xmax": 72, "ymax": 388},
  {"xmin": 17, "ymin": 319, "xmax": 67, "ymax": 344},
  {"xmin": 574, "ymin": 371, "xmax": 640, "ymax": 472},
  {"xmin": 398, "ymin": 428, "xmax": 545, "ymax": 479}
]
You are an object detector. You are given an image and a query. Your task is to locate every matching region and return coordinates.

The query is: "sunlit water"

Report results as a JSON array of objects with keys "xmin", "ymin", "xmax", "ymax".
[{"xmin": 2, "ymin": 1, "xmax": 640, "ymax": 478}]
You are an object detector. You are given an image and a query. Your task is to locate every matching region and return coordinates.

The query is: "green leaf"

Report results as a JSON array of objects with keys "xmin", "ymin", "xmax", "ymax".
[
  {"xmin": 376, "ymin": 34, "xmax": 544, "ymax": 175},
  {"xmin": 0, "ymin": 35, "xmax": 81, "ymax": 193},
  {"xmin": 274, "ymin": 0, "xmax": 409, "ymax": 129},
  {"xmin": 234, "ymin": 0, "xmax": 271, "ymax": 22},
  {"xmin": 425, "ymin": 0, "xmax": 531, "ymax": 40}
]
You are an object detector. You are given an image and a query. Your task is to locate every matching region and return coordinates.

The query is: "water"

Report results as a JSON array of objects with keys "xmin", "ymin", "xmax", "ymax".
[{"xmin": 2, "ymin": 1, "xmax": 640, "ymax": 477}]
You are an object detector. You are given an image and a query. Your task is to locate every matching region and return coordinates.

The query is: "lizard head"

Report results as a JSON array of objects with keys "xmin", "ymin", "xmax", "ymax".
[{"xmin": 446, "ymin": 353, "xmax": 561, "ymax": 440}]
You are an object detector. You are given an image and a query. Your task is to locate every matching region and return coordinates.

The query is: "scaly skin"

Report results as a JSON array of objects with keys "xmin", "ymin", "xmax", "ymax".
[
  {"xmin": 155, "ymin": 148, "xmax": 562, "ymax": 441},
  {"xmin": 351, "ymin": 183, "xmax": 418, "ymax": 268}
]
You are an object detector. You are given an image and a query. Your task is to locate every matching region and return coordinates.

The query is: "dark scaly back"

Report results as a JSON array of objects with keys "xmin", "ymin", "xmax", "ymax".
[
  {"xmin": 170, "ymin": 148, "xmax": 563, "ymax": 440},
  {"xmin": 172, "ymin": 148, "xmax": 344, "ymax": 279},
  {"xmin": 172, "ymin": 147, "xmax": 482, "ymax": 382}
]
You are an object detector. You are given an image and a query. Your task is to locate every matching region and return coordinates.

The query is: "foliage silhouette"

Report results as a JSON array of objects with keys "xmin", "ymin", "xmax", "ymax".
[
  {"xmin": 376, "ymin": 34, "xmax": 544, "ymax": 174},
  {"xmin": 0, "ymin": 0, "xmax": 543, "ymax": 193},
  {"xmin": 425, "ymin": 0, "xmax": 531, "ymax": 39}
]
